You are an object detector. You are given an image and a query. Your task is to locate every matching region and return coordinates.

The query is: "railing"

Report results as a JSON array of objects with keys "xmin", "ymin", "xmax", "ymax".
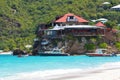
[
  {"xmin": 66, "ymin": 32, "xmax": 105, "ymax": 36},
  {"xmin": 45, "ymin": 35, "xmax": 64, "ymax": 39},
  {"xmin": 43, "ymin": 33, "xmax": 105, "ymax": 39},
  {"xmin": 73, "ymin": 33, "xmax": 105, "ymax": 36}
]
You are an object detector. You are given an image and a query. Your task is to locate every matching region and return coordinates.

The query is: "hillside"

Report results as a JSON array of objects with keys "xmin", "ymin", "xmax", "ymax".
[{"xmin": 0, "ymin": 0, "xmax": 120, "ymax": 51}]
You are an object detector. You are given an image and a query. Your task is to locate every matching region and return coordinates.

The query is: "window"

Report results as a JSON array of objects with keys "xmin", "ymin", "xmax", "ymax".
[
  {"xmin": 67, "ymin": 16, "xmax": 77, "ymax": 22},
  {"xmin": 69, "ymin": 16, "xmax": 74, "ymax": 19}
]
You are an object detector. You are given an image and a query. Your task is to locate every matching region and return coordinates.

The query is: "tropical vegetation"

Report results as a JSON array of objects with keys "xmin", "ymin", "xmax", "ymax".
[{"xmin": 0, "ymin": 0, "xmax": 120, "ymax": 51}]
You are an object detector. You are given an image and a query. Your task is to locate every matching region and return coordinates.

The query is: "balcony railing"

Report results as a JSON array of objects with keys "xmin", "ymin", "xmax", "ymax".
[
  {"xmin": 66, "ymin": 32, "xmax": 105, "ymax": 36},
  {"xmin": 72, "ymin": 33, "xmax": 105, "ymax": 36},
  {"xmin": 44, "ymin": 33, "xmax": 104, "ymax": 39}
]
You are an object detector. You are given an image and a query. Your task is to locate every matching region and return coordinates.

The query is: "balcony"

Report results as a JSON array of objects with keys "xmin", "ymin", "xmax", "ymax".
[
  {"xmin": 73, "ymin": 33, "xmax": 105, "ymax": 36},
  {"xmin": 65, "ymin": 32, "xmax": 105, "ymax": 36}
]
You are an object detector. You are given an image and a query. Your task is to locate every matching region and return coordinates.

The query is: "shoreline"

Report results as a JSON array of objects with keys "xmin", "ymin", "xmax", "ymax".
[
  {"xmin": 3, "ymin": 67, "xmax": 120, "ymax": 80},
  {"xmin": 46, "ymin": 68, "xmax": 120, "ymax": 80},
  {"xmin": 34, "ymin": 67, "xmax": 120, "ymax": 80},
  {"xmin": 1, "ymin": 58, "xmax": 120, "ymax": 80}
]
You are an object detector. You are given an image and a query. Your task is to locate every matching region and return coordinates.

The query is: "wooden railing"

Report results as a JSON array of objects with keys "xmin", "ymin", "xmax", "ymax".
[
  {"xmin": 44, "ymin": 32, "xmax": 105, "ymax": 39},
  {"xmin": 72, "ymin": 32, "xmax": 105, "ymax": 36}
]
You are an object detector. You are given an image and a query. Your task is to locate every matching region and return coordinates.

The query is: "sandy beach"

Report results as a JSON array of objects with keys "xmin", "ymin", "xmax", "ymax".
[
  {"xmin": 29, "ymin": 67, "xmax": 119, "ymax": 80},
  {"xmin": 45, "ymin": 68, "xmax": 120, "ymax": 80},
  {"xmin": 5, "ymin": 68, "xmax": 120, "ymax": 80}
]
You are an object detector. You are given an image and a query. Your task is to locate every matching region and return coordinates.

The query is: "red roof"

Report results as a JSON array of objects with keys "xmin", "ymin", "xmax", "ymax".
[
  {"xmin": 95, "ymin": 22, "xmax": 106, "ymax": 27},
  {"xmin": 55, "ymin": 13, "xmax": 89, "ymax": 23}
]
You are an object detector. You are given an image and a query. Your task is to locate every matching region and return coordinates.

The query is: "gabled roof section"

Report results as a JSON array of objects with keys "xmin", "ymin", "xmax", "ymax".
[
  {"xmin": 55, "ymin": 13, "xmax": 89, "ymax": 23},
  {"xmin": 95, "ymin": 22, "xmax": 106, "ymax": 27}
]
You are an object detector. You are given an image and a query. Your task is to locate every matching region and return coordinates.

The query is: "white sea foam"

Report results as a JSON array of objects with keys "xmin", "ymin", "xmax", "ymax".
[
  {"xmin": 1, "ymin": 62, "xmax": 120, "ymax": 80},
  {"xmin": 1, "ymin": 69, "xmax": 83, "ymax": 80},
  {"xmin": 98, "ymin": 62, "xmax": 120, "ymax": 69}
]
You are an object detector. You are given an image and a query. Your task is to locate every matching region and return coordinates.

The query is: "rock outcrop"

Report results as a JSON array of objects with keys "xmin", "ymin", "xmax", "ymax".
[
  {"xmin": 13, "ymin": 49, "xmax": 27, "ymax": 55},
  {"xmin": 64, "ymin": 40, "xmax": 86, "ymax": 55}
]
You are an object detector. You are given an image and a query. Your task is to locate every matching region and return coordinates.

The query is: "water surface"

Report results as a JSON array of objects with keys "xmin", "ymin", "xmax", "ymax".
[{"xmin": 0, "ymin": 55, "xmax": 120, "ymax": 79}]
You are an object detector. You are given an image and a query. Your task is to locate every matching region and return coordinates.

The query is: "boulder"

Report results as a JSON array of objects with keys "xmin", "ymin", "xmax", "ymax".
[{"xmin": 13, "ymin": 49, "xmax": 26, "ymax": 55}]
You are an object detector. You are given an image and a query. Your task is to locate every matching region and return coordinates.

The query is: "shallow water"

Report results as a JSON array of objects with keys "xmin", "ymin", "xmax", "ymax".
[{"xmin": 0, "ymin": 55, "xmax": 120, "ymax": 80}]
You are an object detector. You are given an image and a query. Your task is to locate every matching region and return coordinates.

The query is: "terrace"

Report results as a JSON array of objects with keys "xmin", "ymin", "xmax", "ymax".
[
  {"xmin": 37, "ymin": 13, "xmax": 106, "ymax": 38},
  {"xmin": 44, "ymin": 25, "xmax": 105, "ymax": 38}
]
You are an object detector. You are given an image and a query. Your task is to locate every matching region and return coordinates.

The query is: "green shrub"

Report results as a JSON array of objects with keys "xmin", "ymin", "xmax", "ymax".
[
  {"xmin": 90, "ymin": 38, "xmax": 96, "ymax": 44},
  {"xmin": 3, "ymin": 47, "xmax": 10, "ymax": 52},
  {"xmin": 99, "ymin": 43, "xmax": 108, "ymax": 48},
  {"xmin": 115, "ymin": 42, "xmax": 120, "ymax": 51},
  {"xmin": 65, "ymin": 34, "xmax": 75, "ymax": 40},
  {"xmin": 84, "ymin": 43, "xmax": 95, "ymax": 50}
]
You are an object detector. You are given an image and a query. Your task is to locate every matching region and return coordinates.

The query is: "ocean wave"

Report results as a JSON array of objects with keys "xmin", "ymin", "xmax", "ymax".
[
  {"xmin": 1, "ymin": 62, "xmax": 120, "ymax": 80},
  {"xmin": 0, "ymin": 69, "xmax": 83, "ymax": 80},
  {"xmin": 98, "ymin": 62, "xmax": 120, "ymax": 69}
]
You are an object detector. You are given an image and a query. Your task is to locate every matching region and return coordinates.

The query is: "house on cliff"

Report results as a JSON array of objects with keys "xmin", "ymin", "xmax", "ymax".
[
  {"xmin": 37, "ymin": 13, "xmax": 106, "ymax": 39},
  {"xmin": 33, "ymin": 13, "xmax": 118, "ymax": 53}
]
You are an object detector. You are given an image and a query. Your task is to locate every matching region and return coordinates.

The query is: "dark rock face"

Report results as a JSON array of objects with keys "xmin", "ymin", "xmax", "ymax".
[
  {"xmin": 32, "ymin": 49, "xmax": 39, "ymax": 56},
  {"xmin": 33, "ymin": 41, "xmax": 39, "ymax": 49},
  {"xmin": 64, "ymin": 40, "xmax": 86, "ymax": 55},
  {"xmin": 13, "ymin": 49, "xmax": 26, "ymax": 55}
]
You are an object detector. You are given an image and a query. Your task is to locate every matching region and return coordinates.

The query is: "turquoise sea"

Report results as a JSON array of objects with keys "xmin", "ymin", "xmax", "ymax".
[{"xmin": 0, "ymin": 54, "xmax": 120, "ymax": 80}]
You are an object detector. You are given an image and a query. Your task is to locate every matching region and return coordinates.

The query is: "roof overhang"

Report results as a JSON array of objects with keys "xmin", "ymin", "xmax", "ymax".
[
  {"xmin": 47, "ymin": 25, "xmax": 104, "ymax": 31},
  {"xmin": 64, "ymin": 25, "xmax": 104, "ymax": 29},
  {"xmin": 47, "ymin": 25, "xmax": 64, "ymax": 31},
  {"xmin": 111, "ymin": 4, "xmax": 120, "ymax": 9}
]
